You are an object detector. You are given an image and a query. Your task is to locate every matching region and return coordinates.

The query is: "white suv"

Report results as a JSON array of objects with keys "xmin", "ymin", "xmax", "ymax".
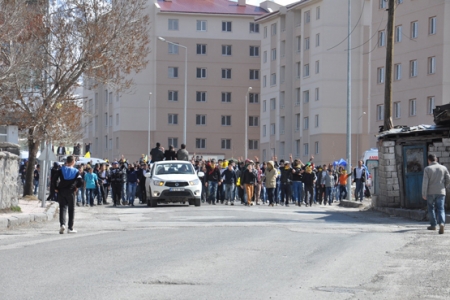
[{"xmin": 145, "ymin": 160, "xmax": 203, "ymax": 207}]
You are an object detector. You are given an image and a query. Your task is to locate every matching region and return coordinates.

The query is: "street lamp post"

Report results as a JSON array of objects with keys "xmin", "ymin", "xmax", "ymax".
[
  {"xmin": 356, "ymin": 112, "xmax": 366, "ymax": 162},
  {"xmin": 158, "ymin": 37, "xmax": 187, "ymax": 144},
  {"xmin": 244, "ymin": 87, "xmax": 252, "ymax": 159},
  {"xmin": 148, "ymin": 92, "xmax": 152, "ymax": 157}
]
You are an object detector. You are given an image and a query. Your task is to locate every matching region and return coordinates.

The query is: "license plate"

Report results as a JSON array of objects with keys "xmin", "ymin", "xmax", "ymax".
[{"xmin": 170, "ymin": 188, "xmax": 184, "ymax": 192}]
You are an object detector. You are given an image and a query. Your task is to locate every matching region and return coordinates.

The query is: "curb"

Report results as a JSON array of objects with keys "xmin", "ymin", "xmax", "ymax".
[
  {"xmin": 372, "ymin": 206, "xmax": 427, "ymax": 222},
  {"xmin": 339, "ymin": 200, "xmax": 364, "ymax": 208},
  {"xmin": 0, "ymin": 201, "xmax": 59, "ymax": 230}
]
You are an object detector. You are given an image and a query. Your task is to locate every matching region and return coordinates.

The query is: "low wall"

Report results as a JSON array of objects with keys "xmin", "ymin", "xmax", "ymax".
[{"xmin": 0, "ymin": 151, "xmax": 21, "ymax": 209}]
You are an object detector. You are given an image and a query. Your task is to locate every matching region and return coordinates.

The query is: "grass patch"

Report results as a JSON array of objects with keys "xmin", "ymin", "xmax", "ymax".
[
  {"xmin": 0, "ymin": 206, "xmax": 22, "ymax": 214},
  {"xmin": 11, "ymin": 206, "xmax": 21, "ymax": 212}
]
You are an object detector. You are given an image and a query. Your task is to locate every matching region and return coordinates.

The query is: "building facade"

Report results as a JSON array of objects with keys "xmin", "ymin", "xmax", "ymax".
[
  {"xmin": 83, "ymin": 0, "xmax": 266, "ymax": 160},
  {"xmin": 256, "ymin": 0, "xmax": 371, "ymax": 165}
]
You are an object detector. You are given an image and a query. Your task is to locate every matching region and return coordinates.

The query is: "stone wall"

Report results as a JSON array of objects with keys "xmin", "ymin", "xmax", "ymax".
[
  {"xmin": 376, "ymin": 141, "xmax": 401, "ymax": 207},
  {"xmin": 0, "ymin": 151, "xmax": 20, "ymax": 209}
]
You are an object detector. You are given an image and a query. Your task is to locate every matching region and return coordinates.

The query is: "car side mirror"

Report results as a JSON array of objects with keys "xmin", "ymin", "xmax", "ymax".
[{"xmin": 197, "ymin": 171, "xmax": 205, "ymax": 177}]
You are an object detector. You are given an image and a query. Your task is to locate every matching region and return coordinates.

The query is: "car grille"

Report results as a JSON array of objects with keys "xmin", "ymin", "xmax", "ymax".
[
  {"xmin": 163, "ymin": 191, "xmax": 191, "ymax": 197},
  {"xmin": 165, "ymin": 182, "xmax": 189, "ymax": 187}
]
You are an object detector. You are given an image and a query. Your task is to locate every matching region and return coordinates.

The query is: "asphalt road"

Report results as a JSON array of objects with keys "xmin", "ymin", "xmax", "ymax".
[{"xmin": 0, "ymin": 202, "xmax": 449, "ymax": 300}]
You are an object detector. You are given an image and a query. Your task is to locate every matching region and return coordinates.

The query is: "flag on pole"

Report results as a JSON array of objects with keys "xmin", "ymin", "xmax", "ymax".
[{"xmin": 84, "ymin": 151, "xmax": 91, "ymax": 158}]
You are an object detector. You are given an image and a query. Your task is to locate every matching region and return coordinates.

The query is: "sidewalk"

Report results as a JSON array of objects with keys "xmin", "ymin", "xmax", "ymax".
[{"xmin": 0, "ymin": 197, "xmax": 58, "ymax": 230}]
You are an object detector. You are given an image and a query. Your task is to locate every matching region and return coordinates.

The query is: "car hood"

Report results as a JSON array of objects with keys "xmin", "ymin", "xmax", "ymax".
[{"xmin": 152, "ymin": 174, "xmax": 200, "ymax": 182}]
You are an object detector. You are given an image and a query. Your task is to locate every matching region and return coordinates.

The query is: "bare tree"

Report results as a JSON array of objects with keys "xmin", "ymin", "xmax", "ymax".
[{"xmin": 0, "ymin": 0, "xmax": 150, "ymax": 196}]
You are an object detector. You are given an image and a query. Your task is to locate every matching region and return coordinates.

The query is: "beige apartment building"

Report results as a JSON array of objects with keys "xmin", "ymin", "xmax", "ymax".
[
  {"xmin": 256, "ymin": 0, "xmax": 371, "ymax": 165},
  {"xmin": 370, "ymin": 0, "xmax": 450, "ymax": 144},
  {"xmin": 83, "ymin": 0, "xmax": 266, "ymax": 160}
]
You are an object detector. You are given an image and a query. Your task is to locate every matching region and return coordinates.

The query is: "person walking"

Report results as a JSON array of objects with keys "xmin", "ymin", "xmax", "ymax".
[
  {"xmin": 110, "ymin": 161, "xmax": 124, "ymax": 207},
  {"xmin": 84, "ymin": 167, "xmax": 99, "ymax": 207},
  {"xmin": 127, "ymin": 164, "xmax": 138, "ymax": 206},
  {"xmin": 291, "ymin": 159, "xmax": 304, "ymax": 206},
  {"xmin": 222, "ymin": 161, "xmax": 237, "ymax": 205},
  {"xmin": 51, "ymin": 156, "xmax": 83, "ymax": 234},
  {"xmin": 324, "ymin": 169, "xmax": 336, "ymax": 205},
  {"xmin": 33, "ymin": 164, "xmax": 40, "ymax": 195},
  {"xmin": 422, "ymin": 154, "xmax": 450, "ymax": 234},
  {"xmin": 302, "ymin": 164, "xmax": 316, "ymax": 207},
  {"xmin": 137, "ymin": 163, "xmax": 148, "ymax": 204},
  {"xmin": 241, "ymin": 160, "xmax": 257, "ymax": 206},
  {"xmin": 205, "ymin": 159, "xmax": 222, "ymax": 205},
  {"xmin": 279, "ymin": 160, "xmax": 293, "ymax": 207},
  {"xmin": 353, "ymin": 160, "xmax": 366, "ymax": 201},
  {"xmin": 264, "ymin": 161, "xmax": 278, "ymax": 207}
]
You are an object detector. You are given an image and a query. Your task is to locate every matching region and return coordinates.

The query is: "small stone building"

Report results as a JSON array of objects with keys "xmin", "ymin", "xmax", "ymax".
[
  {"xmin": 0, "ymin": 142, "xmax": 21, "ymax": 209},
  {"xmin": 375, "ymin": 125, "xmax": 450, "ymax": 210}
]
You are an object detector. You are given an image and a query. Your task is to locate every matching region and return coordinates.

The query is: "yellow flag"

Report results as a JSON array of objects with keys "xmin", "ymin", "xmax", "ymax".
[
  {"xmin": 144, "ymin": 155, "xmax": 148, "ymax": 163},
  {"xmin": 84, "ymin": 151, "xmax": 91, "ymax": 158}
]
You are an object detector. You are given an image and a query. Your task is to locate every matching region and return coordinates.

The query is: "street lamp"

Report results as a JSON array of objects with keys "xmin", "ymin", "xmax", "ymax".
[
  {"xmin": 244, "ymin": 87, "xmax": 252, "ymax": 159},
  {"xmin": 148, "ymin": 92, "xmax": 152, "ymax": 157},
  {"xmin": 356, "ymin": 112, "xmax": 366, "ymax": 161},
  {"xmin": 158, "ymin": 37, "xmax": 188, "ymax": 144}
]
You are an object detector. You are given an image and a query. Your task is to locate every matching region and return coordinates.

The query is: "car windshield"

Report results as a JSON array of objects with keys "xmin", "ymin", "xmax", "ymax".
[{"xmin": 155, "ymin": 163, "xmax": 194, "ymax": 175}]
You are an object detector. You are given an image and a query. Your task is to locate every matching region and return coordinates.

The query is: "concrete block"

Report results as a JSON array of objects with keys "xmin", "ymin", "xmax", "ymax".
[
  {"xmin": 439, "ymin": 157, "xmax": 450, "ymax": 163},
  {"xmin": 410, "ymin": 210, "xmax": 426, "ymax": 221},
  {"xmin": 383, "ymin": 141, "xmax": 395, "ymax": 147},
  {"xmin": 388, "ymin": 190, "xmax": 400, "ymax": 197},
  {"xmin": 385, "ymin": 166, "xmax": 396, "ymax": 172},
  {"xmin": 434, "ymin": 142, "xmax": 444, "ymax": 147},
  {"xmin": 398, "ymin": 209, "xmax": 411, "ymax": 219},
  {"xmin": 438, "ymin": 147, "xmax": 446, "ymax": 152},
  {"xmin": 0, "ymin": 217, "xmax": 8, "ymax": 229},
  {"xmin": 15, "ymin": 214, "xmax": 31, "ymax": 225},
  {"xmin": 383, "ymin": 153, "xmax": 395, "ymax": 160},
  {"xmin": 389, "ymin": 147, "xmax": 395, "ymax": 153},
  {"xmin": 388, "ymin": 203, "xmax": 400, "ymax": 208},
  {"xmin": 442, "ymin": 138, "xmax": 450, "ymax": 145},
  {"xmin": 441, "ymin": 151, "xmax": 450, "ymax": 157},
  {"xmin": 32, "ymin": 213, "xmax": 47, "ymax": 222},
  {"xmin": 429, "ymin": 152, "xmax": 442, "ymax": 157},
  {"xmin": 392, "ymin": 184, "xmax": 400, "ymax": 190},
  {"xmin": 429, "ymin": 146, "xmax": 435, "ymax": 151},
  {"xmin": 392, "ymin": 172, "xmax": 398, "ymax": 178},
  {"xmin": 7, "ymin": 216, "xmax": 19, "ymax": 228},
  {"xmin": 386, "ymin": 172, "xmax": 392, "ymax": 178}
]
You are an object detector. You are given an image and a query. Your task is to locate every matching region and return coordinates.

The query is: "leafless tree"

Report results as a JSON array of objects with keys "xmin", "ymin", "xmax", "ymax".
[{"xmin": 0, "ymin": 0, "xmax": 150, "ymax": 196}]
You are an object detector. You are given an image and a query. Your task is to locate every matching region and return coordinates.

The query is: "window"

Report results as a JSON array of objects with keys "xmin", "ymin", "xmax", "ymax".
[
  {"xmin": 105, "ymin": 113, "xmax": 108, "ymax": 126},
  {"xmin": 295, "ymin": 114, "xmax": 300, "ymax": 131},
  {"xmin": 249, "ymin": 93, "xmax": 259, "ymax": 103},
  {"xmin": 378, "ymin": 30, "xmax": 386, "ymax": 47},
  {"xmin": 304, "ymin": 10, "xmax": 310, "ymax": 24},
  {"xmin": 249, "ymin": 116, "xmax": 259, "ymax": 126},
  {"xmin": 270, "ymin": 98, "xmax": 276, "ymax": 110},
  {"xmin": 168, "ymin": 90, "xmax": 178, "ymax": 101},
  {"xmin": 281, "ymin": 41, "xmax": 285, "ymax": 57},
  {"xmin": 315, "ymin": 87, "xmax": 319, "ymax": 101},
  {"xmin": 377, "ymin": 67, "xmax": 385, "ymax": 83},
  {"xmin": 411, "ymin": 21, "xmax": 418, "ymax": 39},
  {"xmin": 196, "ymin": 44, "xmax": 207, "ymax": 55},
  {"xmin": 222, "ymin": 45, "xmax": 232, "ymax": 56},
  {"xmin": 105, "ymin": 135, "xmax": 108, "ymax": 149},
  {"xmin": 315, "ymin": 141, "xmax": 319, "ymax": 154},
  {"xmin": 168, "ymin": 43, "xmax": 179, "ymax": 54},
  {"xmin": 196, "ymin": 138, "xmax": 206, "ymax": 149},
  {"xmin": 197, "ymin": 20, "xmax": 207, "ymax": 31},
  {"xmin": 409, "ymin": 99, "xmax": 416, "ymax": 116},
  {"xmin": 427, "ymin": 96, "xmax": 435, "ymax": 114},
  {"xmin": 394, "ymin": 102, "xmax": 401, "ymax": 119},
  {"xmin": 263, "ymin": 51, "xmax": 267, "ymax": 63},
  {"xmin": 296, "ymin": 36, "xmax": 301, "ymax": 52},
  {"xmin": 196, "ymin": 68, "xmax": 207, "ymax": 79},
  {"xmin": 270, "ymin": 123, "xmax": 275, "ymax": 135},
  {"xmin": 169, "ymin": 67, "xmax": 178, "ymax": 78},
  {"xmin": 377, "ymin": 104, "xmax": 384, "ymax": 121},
  {"xmin": 168, "ymin": 138, "xmax": 178, "ymax": 148},
  {"xmin": 379, "ymin": 0, "xmax": 386, "ymax": 9},
  {"xmin": 305, "ymin": 37, "xmax": 310, "ymax": 50},
  {"xmin": 280, "ymin": 66, "xmax": 285, "ymax": 83},
  {"xmin": 109, "ymin": 92, "xmax": 113, "ymax": 103},
  {"xmin": 295, "ymin": 140, "xmax": 300, "ymax": 157},
  {"xmin": 263, "ymin": 75, "xmax": 267, "ymax": 87},
  {"xmin": 221, "ymin": 115, "xmax": 231, "ymax": 126},
  {"xmin": 280, "ymin": 91, "xmax": 285, "ymax": 108},
  {"xmin": 250, "ymin": 69, "xmax": 259, "ymax": 80},
  {"xmin": 263, "ymin": 125, "xmax": 267, "ymax": 137},
  {"xmin": 250, "ymin": 46, "xmax": 259, "ymax": 57},
  {"xmin": 221, "ymin": 139, "xmax": 231, "ymax": 150},
  {"xmin": 295, "ymin": 88, "xmax": 300, "ymax": 106},
  {"xmin": 168, "ymin": 114, "xmax": 178, "ymax": 125},
  {"xmin": 222, "ymin": 21, "xmax": 232, "ymax": 32},
  {"xmin": 105, "ymin": 89, "xmax": 108, "ymax": 104},
  {"xmin": 263, "ymin": 149, "xmax": 267, "ymax": 161},
  {"xmin": 279, "ymin": 142, "xmax": 285, "ymax": 157},
  {"xmin": 395, "ymin": 25, "xmax": 402, "ymax": 43},
  {"xmin": 222, "ymin": 68, "xmax": 231, "ymax": 79},
  {"xmin": 304, "ymin": 64, "xmax": 310, "ymax": 77},
  {"xmin": 315, "ymin": 60, "xmax": 320, "ymax": 74},
  {"xmin": 410, "ymin": 60, "xmax": 418, "ymax": 77},
  {"xmin": 263, "ymin": 100, "xmax": 267, "ymax": 112},
  {"xmin": 394, "ymin": 64, "xmax": 402, "ymax": 81},
  {"xmin": 429, "ymin": 17, "xmax": 436, "ymax": 35},
  {"xmin": 116, "ymin": 113, "xmax": 119, "ymax": 126},
  {"xmin": 168, "ymin": 19, "xmax": 179, "ymax": 30},
  {"xmin": 316, "ymin": 33, "xmax": 320, "ymax": 47},
  {"xmin": 249, "ymin": 140, "xmax": 259, "ymax": 150},
  {"xmin": 116, "ymin": 137, "xmax": 119, "ymax": 149},
  {"xmin": 271, "ymin": 23, "xmax": 277, "ymax": 36},
  {"xmin": 280, "ymin": 16, "xmax": 286, "ymax": 32},
  {"xmin": 250, "ymin": 22, "xmax": 259, "ymax": 33},
  {"xmin": 303, "ymin": 117, "xmax": 309, "ymax": 130},
  {"xmin": 303, "ymin": 90, "xmax": 310, "ymax": 103},
  {"xmin": 304, "ymin": 143, "xmax": 309, "ymax": 156},
  {"xmin": 264, "ymin": 26, "xmax": 267, "ymax": 38},
  {"xmin": 109, "ymin": 115, "xmax": 112, "ymax": 127},
  {"xmin": 296, "ymin": 62, "xmax": 301, "ymax": 78},
  {"xmin": 271, "ymin": 48, "xmax": 276, "ymax": 61},
  {"xmin": 196, "ymin": 114, "xmax": 206, "ymax": 125},
  {"xmin": 428, "ymin": 56, "xmax": 436, "ymax": 74},
  {"xmin": 222, "ymin": 92, "xmax": 231, "ymax": 103},
  {"xmin": 196, "ymin": 91, "xmax": 207, "ymax": 102},
  {"xmin": 316, "ymin": 6, "xmax": 320, "ymax": 20},
  {"xmin": 270, "ymin": 73, "xmax": 276, "ymax": 86},
  {"xmin": 315, "ymin": 114, "xmax": 319, "ymax": 127},
  {"xmin": 109, "ymin": 138, "xmax": 112, "ymax": 150}
]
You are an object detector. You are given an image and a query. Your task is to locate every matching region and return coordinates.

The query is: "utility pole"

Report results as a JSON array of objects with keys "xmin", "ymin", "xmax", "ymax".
[
  {"xmin": 383, "ymin": 0, "xmax": 395, "ymax": 131},
  {"xmin": 346, "ymin": 0, "xmax": 352, "ymax": 198}
]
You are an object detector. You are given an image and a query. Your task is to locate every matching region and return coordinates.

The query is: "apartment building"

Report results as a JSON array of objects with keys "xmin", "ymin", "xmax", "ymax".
[
  {"xmin": 256, "ymin": 0, "xmax": 371, "ymax": 165},
  {"xmin": 83, "ymin": 0, "xmax": 266, "ymax": 160},
  {"xmin": 370, "ymin": 0, "xmax": 450, "ymax": 144}
]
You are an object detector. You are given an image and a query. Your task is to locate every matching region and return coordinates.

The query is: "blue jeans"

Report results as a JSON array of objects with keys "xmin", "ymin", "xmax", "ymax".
[
  {"xmin": 33, "ymin": 180, "xmax": 39, "ymax": 195},
  {"xmin": 355, "ymin": 179, "xmax": 365, "ymax": 201},
  {"xmin": 326, "ymin": 187, "xmax": 333, "ymax": 204},
  {"xmin": 427, "ymin": 194, "xmax": 446, "ymax": 227},
  {"xmin": 292, "ymin": 181, "xmax": 303, "ymax": 204},
  {"xmin": 127, "ymin": 182, "xmax": 137, "ymax": 204},
  {"xmin": 260, "ymin": 185, "xmax": 267, "ymax": 203},
  {"xmin": 86, "ymin": 188, "xmax": 95, "ymax": 206},
  {"xmin": 339, "ymin": 185, "xmax": 347, "ymax": 200},
  {"xmin": 77, "ymin": 187, "xmax": 86, "ymax": 204},
  {"xmin": 208, "ymin": 181, "xmax": 218, "ymax": 203},
  {"xmin": 224, "ymin": 184, "xmax": 235, "ymax": 201}
]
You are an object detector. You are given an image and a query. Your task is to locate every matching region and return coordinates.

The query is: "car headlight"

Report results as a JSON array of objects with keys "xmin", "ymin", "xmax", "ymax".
[
  {"xmin": 189, "ymin": 179, "xmax": 200, "ymax": 186},
  {"xmin": 154, "ymin": 180, "xmax": 164, "ymax": 186}
]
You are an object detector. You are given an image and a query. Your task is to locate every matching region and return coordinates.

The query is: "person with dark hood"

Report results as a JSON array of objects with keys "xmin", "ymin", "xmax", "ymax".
[
  {"xmin": 47, "ymin": 162, "xmax": 60, "ymax": 201},
  {"xmin": 302, "ymin": 164, "xmax": 317, "ymax": 207},
  {"xmin": 109, "ymin": 161, "xmax": 125, "ymax": 206},
  {"xmin": 205, "ymin": 159, "xmax": 222, "ymax": 205}
]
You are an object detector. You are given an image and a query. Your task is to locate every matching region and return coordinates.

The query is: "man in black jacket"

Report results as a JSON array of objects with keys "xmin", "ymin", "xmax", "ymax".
[
  {"xmin": 279, "ymin": 161, "xmax": 293, "ymax": 207},
  {"xmin": 150, "ymin": 143, "xmax": 164, "ymax": 163},
  {"xmin": 110, "ymin": 162, "xmax": 124, "ymax": 206},
  {"xmin": 52, "ymin": 156, "xmax": 82, "ymax": 234},
  {"xmin": 137, "ymin": 163, "xmax": 148, "ymax": 204},
  {"xmin": 205, "ymin": 159, "xmax": 222, "ymax": 205}
]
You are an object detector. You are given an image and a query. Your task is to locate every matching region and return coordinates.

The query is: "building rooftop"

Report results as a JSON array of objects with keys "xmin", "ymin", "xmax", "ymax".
[{"xmin": 157, "ymin": 0, "xmax": 267, "ymax": 16}]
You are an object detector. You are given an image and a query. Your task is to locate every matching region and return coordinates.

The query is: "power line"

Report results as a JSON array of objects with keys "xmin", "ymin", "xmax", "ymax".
[{"xmin": 346, "ymin": 16, "xmax": 385, "ymax": 51}]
